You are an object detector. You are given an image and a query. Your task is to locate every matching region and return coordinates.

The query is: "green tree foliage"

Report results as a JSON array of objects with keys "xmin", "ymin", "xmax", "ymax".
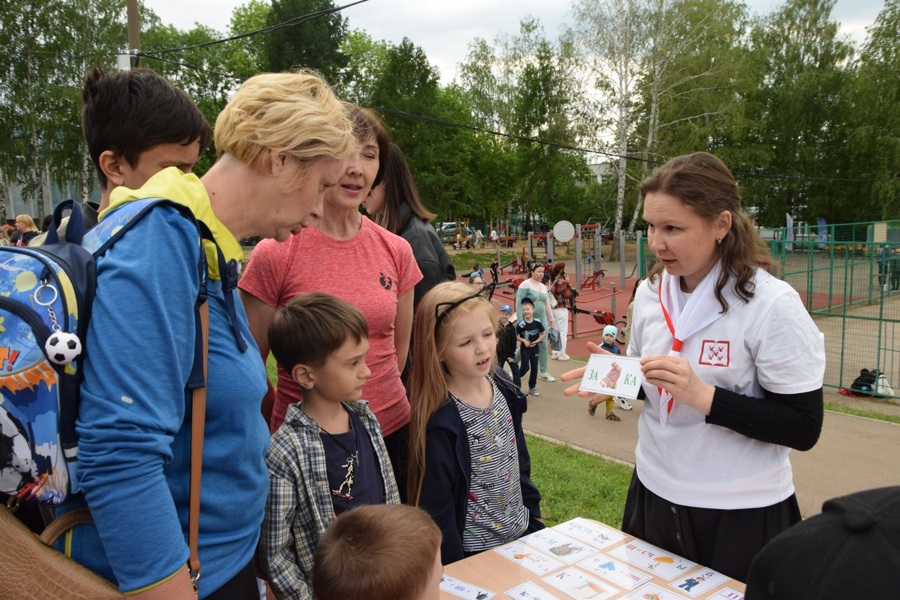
[
  {"xmin": 227, "ymin": 0, "xmax": 272, "ymax": 79},
  {"xmin": 846, "ymin": 0, "xmax": 900, "ymax": 221},
  {"xmin": 742, "ymin": 0, "xmax": 853, "ymax": 226},
  {"xmin": 263, "ymin": 0, "xmax": 347, "ymax": 82},
  {"xmin": 338, "ymin": 29, "xmax": 389, "ymax": 105}
]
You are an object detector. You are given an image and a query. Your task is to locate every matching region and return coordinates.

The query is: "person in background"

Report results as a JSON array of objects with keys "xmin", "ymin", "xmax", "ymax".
[
  {"xmin": 408, "ymin": 281, "xmax": 543, "ymax": 564},
  {"xmin": 13, "ymin": 214, "xmax": 38, "ymax": 246},
  {"xmin": 587, "ymin": 325, "xmax": 629, "ymax": 421},
  {"xmin": 496, "ymin": 303, "xmax": 520, "ymax": 387},
  {"xmin": 517, "ymin": 297, "xmax": 546, "ymax": 397},
  {"xmin": 261, "ymin": 293, "xmax": 399, "ymax": 599},
  {"xmin": 515, "ymin": 263, "xmax": 556, "ymax": 383},
  {"xmin": 239, "ymin": 107, "xmax": 421, "ymax": 501},
  {"xmin": 490, "ymin": 258, "xmax": 499, "ymax": 283},
  {"xmin": 61, "ymin": 68, "xmax": 355, "ymax": 599},
  {"xmin": 312, "ymin": 504, "xmax": 443, "ymax": 600},
  {"xmin": 468, "ymin": 272, "xmax": 485, "ymax": 288},
  {"xmin": 0, "ymin": 226, "xmax": 10, "ymax": 246},
  {"xmin": 549, "ymin": 262, "xmax": 575, "ymax": 361},
  {"xmin": 877, "ymin": 244, "xmax": 892, "ymax": 290},
  {"xmin": 363, "ymin": 143, "xmax": 455, "ymax": 312},
  {"xmin": 561, "ymin": 152, "xmax": 825, "ymax": 581}
]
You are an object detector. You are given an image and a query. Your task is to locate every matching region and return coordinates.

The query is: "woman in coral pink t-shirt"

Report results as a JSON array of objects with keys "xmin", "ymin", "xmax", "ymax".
[{"xmin": 239, "ymin": 108, "xmax": 422, "ymax": 495}]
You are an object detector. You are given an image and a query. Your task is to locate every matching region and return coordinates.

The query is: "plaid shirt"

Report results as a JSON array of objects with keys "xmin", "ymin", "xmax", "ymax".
[{"xmin": 261, "ymin": 401, "xmax": 400, "ymax": 600}]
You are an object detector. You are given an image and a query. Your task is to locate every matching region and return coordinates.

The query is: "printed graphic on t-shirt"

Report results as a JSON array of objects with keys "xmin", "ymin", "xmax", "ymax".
[{"xmin": 698, "ymin": 340, "xmax": 730, "ymax": 367}]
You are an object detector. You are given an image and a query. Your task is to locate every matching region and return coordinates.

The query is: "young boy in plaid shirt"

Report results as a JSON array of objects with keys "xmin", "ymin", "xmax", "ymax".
[{"xmin": 260, "ymin": 292, "xmax": 399, "ymax": 599}]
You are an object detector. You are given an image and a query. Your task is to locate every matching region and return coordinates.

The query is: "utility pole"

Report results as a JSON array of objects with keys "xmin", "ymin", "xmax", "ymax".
[{"xmin": 126, "ymin": 0, "xmax": 140, "ymax": 68}]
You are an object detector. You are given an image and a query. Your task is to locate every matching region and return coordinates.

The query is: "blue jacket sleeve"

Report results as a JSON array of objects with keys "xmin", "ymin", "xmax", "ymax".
[{"xmin": 75, "ymin": 209, "xmax": 200, "ymax": 591}]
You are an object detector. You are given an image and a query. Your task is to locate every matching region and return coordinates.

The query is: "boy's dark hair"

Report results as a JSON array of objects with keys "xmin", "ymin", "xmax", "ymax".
[
  {"xmin": 82, "ymin": 67, "xmax": 210, "ymax": 188},
  {"xmin": 312, "ymin": 504, "xmax": 441, "ymax": 600},
  {"xmin": 268, "ymin": 292, "xmax": 368, "ymax": 370}
]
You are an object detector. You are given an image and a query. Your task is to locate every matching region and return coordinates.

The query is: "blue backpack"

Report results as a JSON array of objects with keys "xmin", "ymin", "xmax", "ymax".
[{"xmin": 0, "ymin": 199, "xmax": 213, "ymax": 506}]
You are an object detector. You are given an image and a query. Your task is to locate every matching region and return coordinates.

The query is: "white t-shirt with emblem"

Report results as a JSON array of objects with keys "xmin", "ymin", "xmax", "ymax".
[{"xmin": 628, "ymin": 268, "xmax": 825, "ymax": 509}]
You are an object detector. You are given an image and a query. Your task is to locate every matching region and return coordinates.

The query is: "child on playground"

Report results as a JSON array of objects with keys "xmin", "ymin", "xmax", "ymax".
[
  {"xmin": 588, "ymin": 325, "xmax": 633, "ymax": 420},
  {"xmin": 260, "ymin": 292, "xmax": 400, "ymax": 599},
  {"xmin": 496, "ymin": 303, "xmax": 521, "ymax": 387},
  {"xmin": 517, "ymin": 296, "xmax": 547, "ymax": 396},
  {"xmin": 312, "ymin": 504, "xmax": 443, "ymax": 600},
  {"xmin": 408, "ymin": 281, "xmax": 544, "ymax": 564}
]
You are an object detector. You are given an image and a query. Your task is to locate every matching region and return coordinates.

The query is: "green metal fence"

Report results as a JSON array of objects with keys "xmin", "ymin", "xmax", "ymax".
[{"xmin": 768, "ymin": 238, "xmax": 899, "ymax": 397}]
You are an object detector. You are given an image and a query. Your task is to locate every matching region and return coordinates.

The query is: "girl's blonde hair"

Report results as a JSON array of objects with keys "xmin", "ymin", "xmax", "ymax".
[
  {"xmin": 407, "ymin": 281, "xmax": 497, "ymax": 504},
  {"xmin": 214, "ymin": 70, "xmax": 356, "ymax": 189}
]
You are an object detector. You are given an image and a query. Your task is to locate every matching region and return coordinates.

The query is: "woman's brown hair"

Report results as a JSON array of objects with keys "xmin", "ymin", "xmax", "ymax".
[{"xmin": 641, "ymin": 152, "xmax": 774, "ymax": 312}]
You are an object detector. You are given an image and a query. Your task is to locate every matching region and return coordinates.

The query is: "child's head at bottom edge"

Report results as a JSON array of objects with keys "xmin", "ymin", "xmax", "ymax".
[
  {"xmin": 312, "ymin": 504, "xmax": 443, "ymax": 600},
  {"xmin": 268, "ymin": 292, "xmax": 370, "ymax": 398}
]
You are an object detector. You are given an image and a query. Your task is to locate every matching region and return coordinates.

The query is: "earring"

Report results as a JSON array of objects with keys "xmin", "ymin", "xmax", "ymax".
[{"xmin": 716, "ymin": 237, "xmax": 723, "ymax": 245}]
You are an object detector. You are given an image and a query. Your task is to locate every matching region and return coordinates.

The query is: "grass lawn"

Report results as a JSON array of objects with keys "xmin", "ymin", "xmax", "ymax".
[
  {"xmin": 823, "ymin": 401, "xmax": 900, "ymax": 424},
  {"xmin": 526, "ymin": 435, "xmax": 633, "ymax": 528}
]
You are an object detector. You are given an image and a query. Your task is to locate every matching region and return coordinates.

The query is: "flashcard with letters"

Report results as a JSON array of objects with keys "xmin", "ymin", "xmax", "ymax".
[
  {"xmin": 504, "ymin": 581, "xmax": 560, "ymax": 600},
  {"xmin": 709, "ymin": 587, "xmax": 745, "ymax": 600},
  {"xmin": 579, "ymin": 354, "xmax": 643, "ymax": 399},
  {"xmin": 495, "ymin": 541, "xmax": 565, "ymax": 576},
  {"xmin": 556, "ymin": 517, "xmax": 627, "ymax": 550},
  {"xmin": 667, "ymin": 569, "xmax": 730, "ymax": 597},
  {"xmin": 440, "ymin": 575, "xmax": 496, "ymax": 600},
  {"xmin": 576, "ymin": 554, "xmax": 653, "ymax": 590},
  {"xmin": 522, "ymin": 529, "xmax": 599, "ymax": 564},
  {"xmin": 608, "ymin": 540, "xmax": 697, "ymax": 580},
  {"xmin": 624, "ymin": 582, "xmax": 690, "ymax": 600},
  {"xmin": 541, "ymin": 567, "xmax": 620, "ymax": 600}
]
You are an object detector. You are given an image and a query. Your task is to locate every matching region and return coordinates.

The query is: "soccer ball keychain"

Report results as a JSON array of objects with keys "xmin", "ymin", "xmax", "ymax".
[{"xmin": 35, "ymin": 281, "xmax": 82, "ymax": 366}]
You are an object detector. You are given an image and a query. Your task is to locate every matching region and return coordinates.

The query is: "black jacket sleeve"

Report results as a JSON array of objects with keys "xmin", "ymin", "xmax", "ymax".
[{"xmin": 706, "ymin": 386, "xmax": 823, "ymax": 451}]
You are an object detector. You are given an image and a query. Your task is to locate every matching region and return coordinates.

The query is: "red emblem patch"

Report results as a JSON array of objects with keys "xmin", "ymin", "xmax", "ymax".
[{"xmin": 699, "ymin": 340, "xmax": 730, "ymax": 367}]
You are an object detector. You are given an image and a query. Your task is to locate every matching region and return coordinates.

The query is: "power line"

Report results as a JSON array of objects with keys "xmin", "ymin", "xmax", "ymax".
[{"xmin": 141, "ymin": 0, "xmax": 370, "ymax": 57}]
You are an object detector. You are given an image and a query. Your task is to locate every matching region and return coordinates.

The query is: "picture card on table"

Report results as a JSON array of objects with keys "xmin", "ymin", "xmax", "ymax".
[
  {"xmin": 522, "ymin": 528, "xmax": 600, "ymax": 564},
  {"xmin": 667, "ymin": 569, "xmax": 731, "ymax": 597},
  {"xmin": 504, "ymin": 581, "xmax": 561, "ymax": 600},
  {"xmin": 440, "ymin": 575, "xmax": 495, "ymax": 600},
  {"xmin": 542, "ymin": 566, "xmax": 620, "ymax": 600},
  {"xmin": 494, "ymin": 541, "xmax": 565, "ymax": 576},
  {"xmin": 576, "ymin": 554, "xmax": 653, "ymax": 590},
  {"xmin": 708, "ymin": 587, "xmax": 745, "ymax": 600},
  {"xmin": 624, "ymin": 582, "xmax": 690, "ymax": 600},
  {"xmin": 579, "ymin": 354, "xmax": 643, "ymax": 399},
  {"xmin": 608, "ymin": 540, "xmax": 697, "ymax": 580},
  {"xmin": 555, "ymin": 517, "xmax": 627, "ymax": 550}
]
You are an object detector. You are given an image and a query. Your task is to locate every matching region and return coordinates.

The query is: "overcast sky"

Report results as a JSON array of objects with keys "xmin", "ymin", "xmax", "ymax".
[{"xmin": 145, "ymin": 0, "xmax": 884, "ymax": 84}]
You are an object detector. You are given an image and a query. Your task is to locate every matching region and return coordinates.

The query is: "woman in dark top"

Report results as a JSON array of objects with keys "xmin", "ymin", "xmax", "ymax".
[{"xmin": 364, "ymin": 143, "xmax": 455, "ymax": 311}]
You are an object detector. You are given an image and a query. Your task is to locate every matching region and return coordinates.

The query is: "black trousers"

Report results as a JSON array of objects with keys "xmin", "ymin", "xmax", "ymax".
[
  {"xmin": 384, "ymin": 423, "xmax": 409, "ymax": 503},
  {"xmin": 621, "ymin": 471, "xmax": 801, "ymax": 582},
  {"xmin": 206, "ymin": 554, "xmax": 258, "ymax": 600}
]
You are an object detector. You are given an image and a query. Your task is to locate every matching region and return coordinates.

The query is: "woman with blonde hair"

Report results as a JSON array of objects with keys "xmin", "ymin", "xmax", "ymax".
[
  {"xmin": 14, "ymin": 214, "xmax": 38, "ymax": 246},
  {"xmin": 63, "ymin": 68, "xmax": 355, "ymax": 599}
]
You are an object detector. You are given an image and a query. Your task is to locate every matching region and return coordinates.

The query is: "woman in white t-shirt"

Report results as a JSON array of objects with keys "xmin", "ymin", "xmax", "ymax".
[{"xmin": 561, "ymin": 152, "xmax": 825, "ymax": 581}]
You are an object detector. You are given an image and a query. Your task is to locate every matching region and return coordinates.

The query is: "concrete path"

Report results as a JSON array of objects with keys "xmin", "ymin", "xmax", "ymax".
[{"xmin": 521, "ymin": 356, "xmax": 900, "ymax": 518}]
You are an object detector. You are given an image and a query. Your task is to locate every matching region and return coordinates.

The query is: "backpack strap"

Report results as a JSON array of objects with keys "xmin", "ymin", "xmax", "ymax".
[{"xmin": 89, "ymin": 199, "xmax": 247, "ymax": 353}]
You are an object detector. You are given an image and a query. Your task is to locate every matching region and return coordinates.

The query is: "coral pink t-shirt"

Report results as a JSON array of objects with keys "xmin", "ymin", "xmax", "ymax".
[{"xmin": 239, "ymin": 217, "xmax": 422, "ymax": 435}]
